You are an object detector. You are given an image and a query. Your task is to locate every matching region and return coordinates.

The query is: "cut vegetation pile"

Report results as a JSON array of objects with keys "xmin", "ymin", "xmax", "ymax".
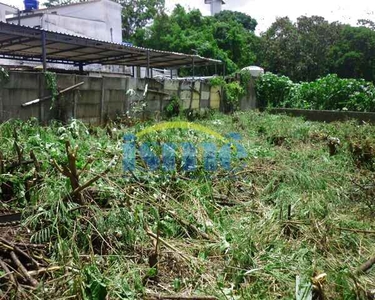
[{"xmin": 0, "ymin": 112, "xmax": 374, "ymax": 299}]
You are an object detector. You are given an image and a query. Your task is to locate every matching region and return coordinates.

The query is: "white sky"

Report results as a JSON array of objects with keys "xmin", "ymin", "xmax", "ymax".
[{"xmin": 2, "ymin": 0, "xmax": 374, "ymax": 34}]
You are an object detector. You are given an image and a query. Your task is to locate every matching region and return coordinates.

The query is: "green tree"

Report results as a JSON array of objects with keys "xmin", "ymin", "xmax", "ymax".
[
  {"xmin": 260, "ymin": 17, "xmax": 300, "ymax": 80},
  {"xmin": 119, "ymin": 0, "xmax": 165, "ymax": 41},
  {"xmin": 357, "ymin": 19, "xmax": 375, "ymax": 30},
  {"xmin": 260, "ymin": 16, "xmax": 342, "ymax": 81},
  {"xmin": 329, "ymin": 25, "xmax": 375, "ymax": 81},
  {"xmin": 214, "ymin": 10, "xmax": 257, "ymax": 32},
  {"xmin": 295, "ymin": 16, "xmax": 342, "ymax": 81},
  {"xmin": 133, "ymin": 5, "xmax": 260, "ymax": 75},
  {"xmin": 44, "ymin": 0, "xmax": 86, "ymax": 7}
]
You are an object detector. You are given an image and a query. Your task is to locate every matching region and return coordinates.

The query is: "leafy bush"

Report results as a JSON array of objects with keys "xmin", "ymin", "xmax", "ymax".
[
  {"xmin": 165, "ymin": 95, "xmax": 181, "ymax": 118},
  {"xmin": 255, "ymin": 72, "xmax": 295, "ymax": 108},
  {"xmin": 224, "ymin": 81, "xmax": 245, "ymax": 110},
  {"xmin": 210, "ymin": 75, "xmax": 248, "ymax": 112},
  {"xmin": 256, "ymin": 73, "xmax": 375, "ymax": 112}
]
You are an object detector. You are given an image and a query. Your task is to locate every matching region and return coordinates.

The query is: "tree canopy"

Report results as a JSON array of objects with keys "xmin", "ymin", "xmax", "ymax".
[
  {"xmin": 258, "ymin": 16, "xmax": 375, "ymax": 82},
  {"xmin": 119, "ymin": 0, "xmax": 165, "ymax": 41},
  {"xmin": 44, "ymin": 0, "xmax": 85, "ymax": 7},
  {"xmin": 132, "ymin": 6, "xmax": 260, "ymax": 75},
  {"xmin": 260, "ymin": 16, "xmax": 342, "ymax": 82}
]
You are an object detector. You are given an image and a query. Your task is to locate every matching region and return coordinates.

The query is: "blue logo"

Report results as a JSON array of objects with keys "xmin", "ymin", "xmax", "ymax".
[{"xmin": 123, "ymin": 122, "xmax": 247, "ymax": 177}]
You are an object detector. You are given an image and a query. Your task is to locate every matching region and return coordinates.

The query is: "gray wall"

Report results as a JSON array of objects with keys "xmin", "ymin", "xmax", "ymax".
[{"xmin": 0, "ymin": 71, "xmax": 223, "ymax": 124}]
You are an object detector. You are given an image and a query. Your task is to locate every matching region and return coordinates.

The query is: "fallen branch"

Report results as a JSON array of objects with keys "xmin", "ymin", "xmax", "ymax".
[
  {"xmin": 10, "ymin": 251, "xmax": 38, "ymax": 287},
  {"xmin": 148, "ymin": 196, "xmax": 214, "ymax": 241},
  {"xmin": 145, "ymin": 293, "xmax": 218, "ymax": 300},
  {"xmin": 28, "ymin": 266, "xmax": 63, "ymax": 277},
  {"xmin": 21, "ymin": 82, "xmax": 84, "ymax": 107},
  {"xmin": 0, "ymin": 237, "xmax": 40, "ymax": 268},
  {"xmin": 71, "ymin": 156, "xmax": 117, "ymax": 197},
  {"xmin": 338, "ymin": 227, "xmax": 375, "ymax": 235},
  {"xmin": 357, "ymin": 255, "xmax": 375, "ymax": 274},
  {"xmin": 0, "ymin": 258, "xmax": 17, "ymax": 288},
  {"xmin": 283, "ymin": 220, "xmax": 375, "ymax": 235},
  {"xmin": 30, "ymin": 150, "xmax": 41, "ymax": 176},
  {"xmin": 146, "ymin": 230, "xmax": 190, "ymax": 263}
]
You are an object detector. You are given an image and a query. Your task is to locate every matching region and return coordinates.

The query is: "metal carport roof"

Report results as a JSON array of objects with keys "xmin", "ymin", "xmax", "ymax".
[{"xmin": 0, "ymin": 22, "xmax": 222, "ymax": 71}]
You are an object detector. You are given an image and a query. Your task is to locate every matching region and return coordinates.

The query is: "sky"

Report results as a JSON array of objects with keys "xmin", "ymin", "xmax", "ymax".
[{"xmin": 2, "ymin": 0, "xmax": 374, "ymax": 34}]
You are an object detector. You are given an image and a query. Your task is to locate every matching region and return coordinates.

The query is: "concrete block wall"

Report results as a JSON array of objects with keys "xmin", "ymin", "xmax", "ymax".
[{"xmin": 0, "ymin": 71, "xmax": 224, "ymax": 124}]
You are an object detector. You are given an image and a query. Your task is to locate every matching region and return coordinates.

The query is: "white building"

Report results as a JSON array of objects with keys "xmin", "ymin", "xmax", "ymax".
[
  {"xmin": 6, "ymin": 0, "xmax": 122, "ymax": 43},
  {"xmin": 205, "ymin": 0, "xmax": 225, "ymax": 16},
  {"xmin": 0, "ymin": 2, "xmax": 17, "ymax": 22}
]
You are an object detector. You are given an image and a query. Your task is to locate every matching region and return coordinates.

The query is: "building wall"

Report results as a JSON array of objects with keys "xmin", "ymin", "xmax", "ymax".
[
  {"xmin": 7, "ymin": 0, "xmax": 122, "ymax": 43},
  {"xmin": 42, "ymin": 14, "xmax": 108, "ymax": 40},
  {"xmin": 211, "ymin": 0, "xmax": 223, "ymax": 15},
  {"xmin": 0, "ymin": 3, "xmax": 17, "ymax": 22}
]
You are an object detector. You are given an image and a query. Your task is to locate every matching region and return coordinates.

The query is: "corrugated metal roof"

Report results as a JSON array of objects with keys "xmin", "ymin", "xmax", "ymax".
[{"xmin": 0, "ymin": 22, "xmax": 222, "ymax": 69}]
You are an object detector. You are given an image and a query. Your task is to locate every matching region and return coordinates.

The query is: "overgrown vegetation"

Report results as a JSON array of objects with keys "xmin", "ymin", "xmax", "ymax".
[
  {"xmin": 44, "ymin": 71, "xmax": 59, "ymax": 108},
  {"xmin": 256, "ymin": 72, "xmax": 375, "ymax": 112},
  {"xmin": 164, "ymin": 95, "xmax": 181, "ymax": 118},
  {"xmin": 0, "ymin": 67, "xmax": 9, "ymax": 85},
  {"xmin": 210, "ymin": 70, "xmax": 251, "ymax": 112},
  {"xmin": 0, "ymin": 112, "xmax": 374, "ymax": 299}
]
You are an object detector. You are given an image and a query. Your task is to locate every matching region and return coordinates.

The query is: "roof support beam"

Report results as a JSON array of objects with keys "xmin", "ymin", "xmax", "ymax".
[
  {"xmin": 47, "ymin": 45, "xmax": 88, "ymax": 56},
  {"xmin": 77, "ymin": 52, "xmax": 138, "ymax": 64},
  {"xmin": 0, "ymin": 36, "xmax": 38, "ymax": 48},
  {"xmin": 5, "ymin": 41, "xmax": 55, "ymax": 55},
  {"xmin": 0, "ymin": 54, "xmax": 75, "ymax": 65},
  {"xmin": 91, "ymin": 53, "xmax": 175, "ymax": 65}
]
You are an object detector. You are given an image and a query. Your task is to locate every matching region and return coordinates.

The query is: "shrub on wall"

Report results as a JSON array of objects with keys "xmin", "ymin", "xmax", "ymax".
[{"xmin": 256, "ymin": 72, "xmax": 375, "ymax": 112}]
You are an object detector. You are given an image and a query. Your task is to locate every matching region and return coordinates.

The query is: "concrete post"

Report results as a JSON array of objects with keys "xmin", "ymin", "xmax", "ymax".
[
  {"xmin": 239, "ymin": 76, "xmax": 258, "ymax": 111},
  {"xmin": 73, "ymin": 75, "xmax": 78, "ymax": 119},
  {"xmin": 38, "ymin": 73, "xmax": 45, "ymax": 123},
  {"xmin": 100, "ymin": 77, "xmax": 105, "ymax": 124}
]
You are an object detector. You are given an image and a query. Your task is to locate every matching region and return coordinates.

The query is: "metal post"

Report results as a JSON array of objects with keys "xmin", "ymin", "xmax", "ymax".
[
  {"xmin": 41, "ymin": 31, "xmax": 47, "ymax": 72},
  {"xmin": 132, "ymin": 66, "xmax": 135, "ymax": 78},
  {"xmin": 215, "ymin": 63, "xmax": 217, "ymax": 75},
  {"xmin": 192, "ymin": 57, "xmax": 195, "ymax": 80},
  {"xmin": 79, "ymin": 63, "xmax": 83, "ymax": 73},
  {"xmin": 151, "ymin": 68, "xmax": 153, "ymax": 79},
  {"xmin": 170, "ymin": 69, "xmax": 173, "ymax": 79},
  {"xmin": 146, "ymin": 50, "xmax": 150, "ymax": 78}
]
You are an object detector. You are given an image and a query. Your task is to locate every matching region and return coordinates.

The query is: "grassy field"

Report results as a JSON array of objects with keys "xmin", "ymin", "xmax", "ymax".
[{"xmin": 0, "ymin": 111, "xmax": 374, "ymax": 299}]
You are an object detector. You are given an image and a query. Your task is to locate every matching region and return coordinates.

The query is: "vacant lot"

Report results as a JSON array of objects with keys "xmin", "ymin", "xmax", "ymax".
[{"xmin": 0, "ymin": 111, "xmax": 374, "ymax": 299}]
